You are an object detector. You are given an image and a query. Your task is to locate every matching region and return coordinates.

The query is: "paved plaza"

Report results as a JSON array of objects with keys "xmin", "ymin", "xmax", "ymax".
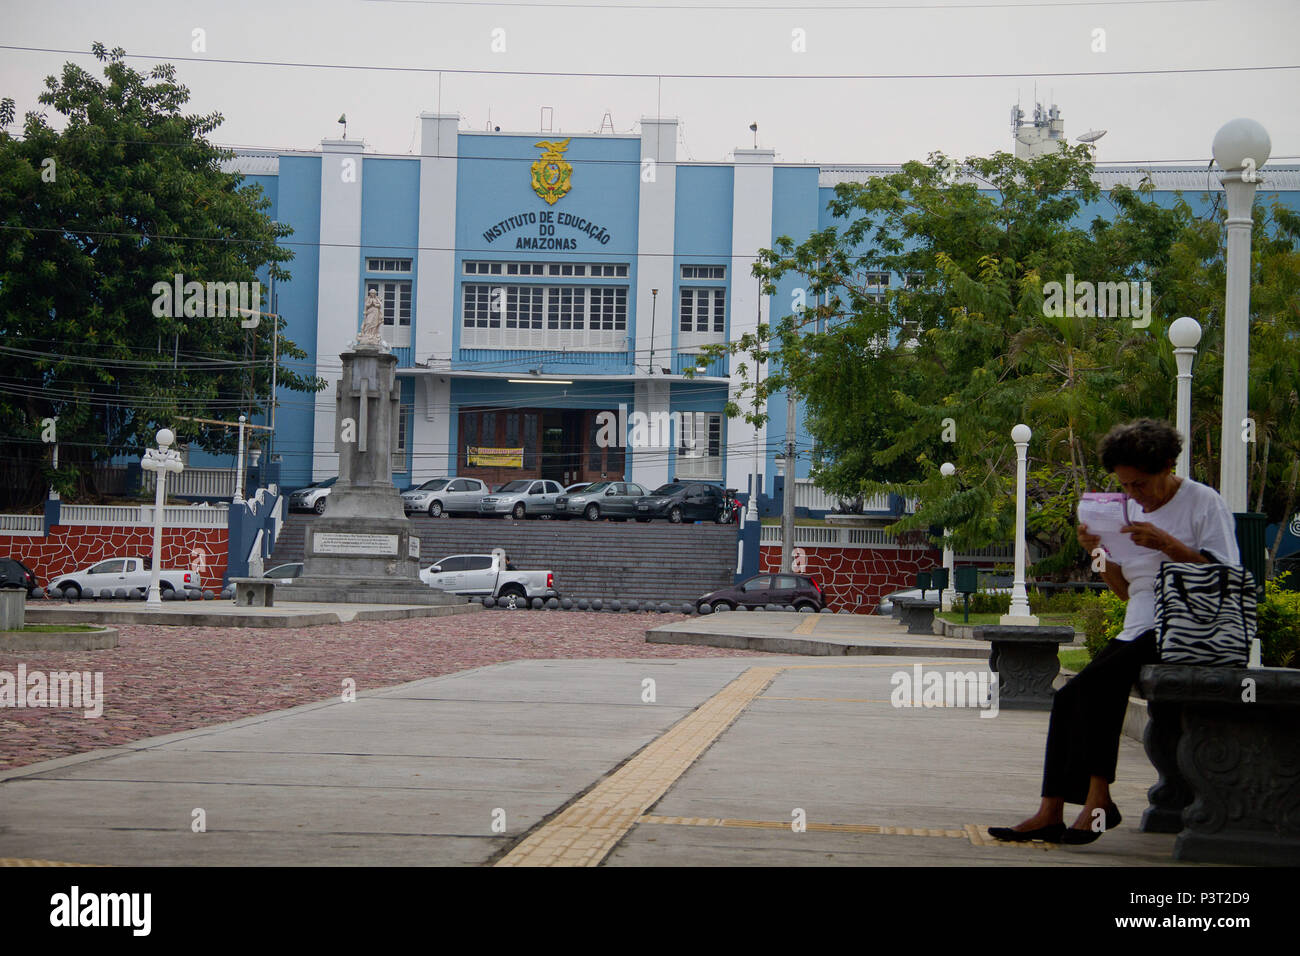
[{"xmin": 0, "ymin": 646, "xmax": 1192, "ymax": 867}]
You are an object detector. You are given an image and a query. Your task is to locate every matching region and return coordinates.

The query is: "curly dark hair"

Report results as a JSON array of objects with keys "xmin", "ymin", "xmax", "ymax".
[{"xmin": 1099, "ymin": 419, "xmax": 1183, "ymax": 474}]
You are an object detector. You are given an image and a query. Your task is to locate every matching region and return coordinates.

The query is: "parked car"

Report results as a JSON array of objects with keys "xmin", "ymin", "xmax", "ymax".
[
  {"xmin": 563, "ymin": 482, "xmax": 592, "ymax": 495},
  {"xmin": 288, "ymin": 477, "xmax": 337, "ymax": 514},
  {"xmin": 697, "ymin": 573, "xmax": 824, "ymax": 613},
  {"xmin": 478, "ymin": 479, "xmax": 565, "ymax": 519},
  {"xmin": 419, "ymin": 552, "xmax": 558, "ymax": 608},
  {"xmin": 555, "ymin": 481, "xmax": 649, "ymax": 521},
  {"xmin": 634, "ymin": 482, "xmax": 731, "ymax": 523},
  {"xmin": 402, "ymin": 476, "xmax": 490, "ymax": 517},
  {"xmin": 0, "ymin": 557, "xmax": 39, "ymax": 595},
  {"xmin": 263, "ymin": 562, "xmax": 304, "ymax": 580},
  {"xmin": 52, "ymin": 556, "xmax": 197, "ymax": 600}
]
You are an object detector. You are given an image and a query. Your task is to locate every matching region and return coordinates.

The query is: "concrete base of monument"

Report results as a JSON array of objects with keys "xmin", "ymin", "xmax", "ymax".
[{"xmin": 277, "ymin": 576, "xmax": 463, "ymax": 606}]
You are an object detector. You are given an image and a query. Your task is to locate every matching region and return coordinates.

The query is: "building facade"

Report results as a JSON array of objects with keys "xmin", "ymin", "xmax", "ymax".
[{"xmin": 219, "ymin": 113, "xmax": 1300, "ymax": 495}]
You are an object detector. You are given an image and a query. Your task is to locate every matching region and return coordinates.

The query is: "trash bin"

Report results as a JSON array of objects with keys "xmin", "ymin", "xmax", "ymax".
[{"xmin": 1234, "ymin": 512, "xmax": 1268, "ymax": 599}]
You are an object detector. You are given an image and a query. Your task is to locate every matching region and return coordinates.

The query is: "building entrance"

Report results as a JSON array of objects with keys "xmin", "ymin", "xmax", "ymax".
[{"xmin": 458, "ymin": 406, "xmax": 625, "ymax": 487}]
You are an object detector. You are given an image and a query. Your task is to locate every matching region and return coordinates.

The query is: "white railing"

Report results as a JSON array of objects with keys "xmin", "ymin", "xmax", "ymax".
[
  {"xmin": 759, "ymin": 525, "xmax": 903, "ymax": 548},
  {"xmin": 60, "ymin": 503, "xmax": 230, "ymax": 528},
  {"xmin": 0, "ymin": 513, "xmax": 43, "ymax": 535},
  {"xmin": 793, "ymin": 479, "xmax": 892, "ymax": 513},
  {"xmin": 141, "ymin": 467, "xmax": 236, "ymax": 498}
]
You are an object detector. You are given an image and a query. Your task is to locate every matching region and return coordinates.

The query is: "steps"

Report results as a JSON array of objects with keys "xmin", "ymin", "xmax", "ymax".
[{"xmin": 269, "ymin": 513, "xmax": 739, "ymax": 605}]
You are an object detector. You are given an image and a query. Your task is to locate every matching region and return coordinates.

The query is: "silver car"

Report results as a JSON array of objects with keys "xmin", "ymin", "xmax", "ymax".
[
  {"xmin": 555, "ymin": 481, "xmax": 649, "ymax": 521},
  {"xmin": 402, "ymin": 476, "xmax": 490, "ymax": 517},
  {"xmin": 478, "ymin": 479, "xmax": 564, "ymax": 519}
]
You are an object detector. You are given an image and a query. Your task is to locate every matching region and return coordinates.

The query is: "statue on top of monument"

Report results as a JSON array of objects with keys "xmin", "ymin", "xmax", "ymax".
[{"xmin": 356, "ymin": 288, "xmax": 387, "ymax": 347}]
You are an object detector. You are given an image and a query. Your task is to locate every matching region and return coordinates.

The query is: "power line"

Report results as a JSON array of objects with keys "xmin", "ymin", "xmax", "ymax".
[{"xmin": 3, "ymin": 44, "xmax": 1294, "ymax": 81}]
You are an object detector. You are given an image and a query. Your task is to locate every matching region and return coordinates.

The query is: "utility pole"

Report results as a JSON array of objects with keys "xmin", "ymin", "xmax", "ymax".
[{"xmin": 781, "ymin": 386, "xmax": 796, "ymax": 572}]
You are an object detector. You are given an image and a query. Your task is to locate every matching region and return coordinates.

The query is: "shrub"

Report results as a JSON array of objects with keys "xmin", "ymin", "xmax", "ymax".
[
  {"xmin": 1259, "ymin": 573, "xmax": 1300, "ymax": 669},
  {"xmin": 965, "ymin": 588, "xmax": 1093, "ymax": 615},
  {"xmin": 1073, "ymin": 590, "xmax": 1126, "ymax": 660}
]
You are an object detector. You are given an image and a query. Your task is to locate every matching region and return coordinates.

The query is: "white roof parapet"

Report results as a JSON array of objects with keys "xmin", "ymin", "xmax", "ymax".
[
  {"xmin": 220, "ymin": 149, "xmax": 281, "ymax": 175},
  {"xmin": 818, "ymin": 164, "xmax": 1300, "ymax": 191}
]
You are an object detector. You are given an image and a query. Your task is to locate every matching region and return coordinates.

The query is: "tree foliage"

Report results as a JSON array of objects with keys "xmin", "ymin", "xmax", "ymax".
[
  {"xmin": 700, "ymin": 146, "xmax": 1300, "ymax": 578},
  {"xmin": 0, "ymin": 44, "xmax": 321, "ymax": 508}
]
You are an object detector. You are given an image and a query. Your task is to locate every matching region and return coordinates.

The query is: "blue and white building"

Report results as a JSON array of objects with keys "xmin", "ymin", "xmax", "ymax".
[{"xmin": 220, "ymin": 110, "xmax": 1300, "ymax": 497}]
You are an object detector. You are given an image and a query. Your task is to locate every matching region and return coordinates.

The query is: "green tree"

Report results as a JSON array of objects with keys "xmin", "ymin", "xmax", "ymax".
[{"xmin": 0, "ymin": 44, "xmax": 321, "ymax": 509}]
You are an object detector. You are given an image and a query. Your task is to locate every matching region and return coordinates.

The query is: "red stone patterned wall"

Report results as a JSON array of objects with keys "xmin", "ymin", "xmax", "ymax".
[
  {"xmin": 2, "ymin": 526, "xmax": 229, "ymax": 593},
  {"xmin": 760, "ymin": 545, "xmax": 942, "ymax": 614}
]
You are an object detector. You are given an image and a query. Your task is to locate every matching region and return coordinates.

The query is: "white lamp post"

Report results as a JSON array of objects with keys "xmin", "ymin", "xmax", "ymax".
[
  {"xmin": 1212, "ymin": 118, "xmax": 1270, "ymax": 513},
  {"xmin": 1001, "ymin": 423, "xmax": 1038, "ymax": 625},
  {"xmin": 940, "ymin": 461, "xmax": 956, "ymax": 611},
  {"xmin": 140, "ymin": 428, "xmax": 184, "ymax": 607},
  {"xmin": 1169, "ymin": 316, "xmax": 1202, "ymax": 478},
  {"xmin": 233, "ymin": 414, "xmax": 248, "ymax": 505}
]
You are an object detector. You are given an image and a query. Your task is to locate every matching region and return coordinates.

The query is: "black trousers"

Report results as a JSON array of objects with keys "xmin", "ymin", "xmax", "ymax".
[{"xmin": 1041, "ymin": 629, "xmax": 1158, "ymax": 805}]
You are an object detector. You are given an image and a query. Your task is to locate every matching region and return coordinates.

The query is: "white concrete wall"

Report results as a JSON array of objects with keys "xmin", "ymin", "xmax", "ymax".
[
  {"xmin": 411, "ymin": 113, "xmax": 460, "ymax": 480},
  {"xmin": 313, "ymin": 139, "xmax": 365, "ymax": 480},
  {"xmin": 632, "ymin": 378, "xmax": 672, "ymax": 490},
  {"xmin": 725, "ymin": 148, "xmax": 775, "ymax": 495}
]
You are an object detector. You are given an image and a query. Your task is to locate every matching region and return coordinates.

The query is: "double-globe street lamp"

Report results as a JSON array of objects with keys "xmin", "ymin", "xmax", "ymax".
[{"xmin": 141, "ymin": 428, "xmax": 185, "ymax": 607}]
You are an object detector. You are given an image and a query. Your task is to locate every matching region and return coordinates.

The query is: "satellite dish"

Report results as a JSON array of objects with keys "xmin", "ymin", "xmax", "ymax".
[{"xmin": 1077, "ymin": 129, "xmax": 1107, "ymax": 143}]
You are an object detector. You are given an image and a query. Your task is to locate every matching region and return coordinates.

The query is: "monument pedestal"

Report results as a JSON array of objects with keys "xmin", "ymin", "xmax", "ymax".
[{"xmin": 277, "ymin": 343, "xmax": 461, "ymax": 607}]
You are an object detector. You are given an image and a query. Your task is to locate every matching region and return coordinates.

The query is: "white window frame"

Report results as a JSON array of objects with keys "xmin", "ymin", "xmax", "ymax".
[
  {"xmin": 678, "ymin": 287, "xmax": 726, "ymax": 349},
  {"xmin": 676, "ymin": 412, "xmax": 723, "ymax": 480},
  {"xmin": 461, "ymin": 282, "xmax": 627, "ymax": 350},
  {"xmin": 366, "ymin": 279, "xmax": 412, "ymax": 349}
]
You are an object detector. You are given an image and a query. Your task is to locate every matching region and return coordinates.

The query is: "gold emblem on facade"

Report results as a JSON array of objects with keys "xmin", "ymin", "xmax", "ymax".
[{"xmin": 531, "ymin": 139, "xmax": 573, "ymax": 204}]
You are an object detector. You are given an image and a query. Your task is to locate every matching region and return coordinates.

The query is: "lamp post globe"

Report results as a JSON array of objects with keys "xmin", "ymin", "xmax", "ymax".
[
  {"xmin": 1212, "ymin": 118, "xmax": 1271, "ymax": 172},
  {"xmin": 940, "ymin": 462, "xmax": 956, "ymax": 478},
  {"xmin": 1169, "ymin": 315, "xmax": 1202, "ymax": 349},
  {"xmin": 939, "ymin": 461, "xmax": 956, "ymax": 609}
]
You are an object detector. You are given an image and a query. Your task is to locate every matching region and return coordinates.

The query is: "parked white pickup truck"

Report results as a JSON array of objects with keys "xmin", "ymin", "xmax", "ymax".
[
  {"xmin": 419, "ymin": 551, "xmax": 558, "ymax": 608},
  {"xmin": 53, "ymin": 556, "xmax": 198, "ymax": 599}
]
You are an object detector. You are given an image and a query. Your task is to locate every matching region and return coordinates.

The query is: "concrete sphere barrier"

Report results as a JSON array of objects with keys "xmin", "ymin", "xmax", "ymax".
[
  {"xmin": 577, "ymin": 598, "xmax": 589, "ymax": 610},
  {"xmin": 113, "ymin": 588, "xmax": 128, "ymax": 600},
  {"xmin": 681, "ymin": 603, "xmax": 695, "ymax": 614},
  {"xmin": 590, "ymin": 598, "xmax": 602, "ymax": 611},
  {"xmin": 203, "ymin": 590, "xmax": 215, "ymax": 600},
  {"xmin": 32, "ymin": 587, "xmax": 45, "ymax": 599},
  {"xmin": 482, "ymin": 596, "xmax": 496, "ymax": 608},
  {"xmin": 698, "ymin": 602, "xmax": 712, "ymax": 614},
  {"xmin": 560, "ymin": 597, "xmax": 573, "ymax": 610},
  {"xmin": 545, "ymin": 597, "xmax": 559, "ymax": 610},
  {"xmin": 626, "ymin": 600, "xmax": 639, "ymax": 612},
  {"xmin": 98, "ymin": 589, "xmax": 113, "ymax": 600},
  {"xmin": 608, "ymin": 600, "xmax": 622, "ymax": 612},
  {"xmin": 530, "ymin": 597, "xmax": 544, "ymax": 610}
]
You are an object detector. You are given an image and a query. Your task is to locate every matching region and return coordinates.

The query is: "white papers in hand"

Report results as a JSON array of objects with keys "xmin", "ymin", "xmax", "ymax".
[{"xmin": 1077, "ymin": 494, "xmax": 1155, "ymax": 566}]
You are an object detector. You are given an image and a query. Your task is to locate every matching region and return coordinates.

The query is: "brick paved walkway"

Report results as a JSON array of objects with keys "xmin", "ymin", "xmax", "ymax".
[{"xmin": 0, "ymin": 611, "xmax": 776, "ymax": 771}]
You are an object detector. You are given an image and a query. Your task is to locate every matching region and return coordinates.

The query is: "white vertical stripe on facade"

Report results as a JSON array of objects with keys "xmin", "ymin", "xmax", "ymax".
[
  {"xmin": 411, "ymin": 113, "xmax": 460, "ymax": 480},
  {"xmin": 314, "ymin": 139, "xmax": 365, "ymax": 481},
  {"xmin": 726, "ymin": 148, "xmax": 774, "ymax": 496},
  {"xmin": 633, "ymin": 116, "xmax": 679, "ymax": 491},
  {"xmin": 633, "ymin": 378, "xmax": 672, "ymax": 489}
]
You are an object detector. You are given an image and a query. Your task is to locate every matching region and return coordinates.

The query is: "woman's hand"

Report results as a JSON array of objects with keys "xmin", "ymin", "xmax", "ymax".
[
  {"xmin": 1076, "ymin": 523, "xmax": 1102, "ymax": 554},
  {"xmin": 1121, "ymin": 521, "xmax": 1207, "ymax": 563}
]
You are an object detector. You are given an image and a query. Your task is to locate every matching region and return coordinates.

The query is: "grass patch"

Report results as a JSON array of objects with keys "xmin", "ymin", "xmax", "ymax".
[
  {"xmin": 1059, "ymin": 648, "xmax": 1090, "ymax": 673},
  {"xmin": 0, "ymin": 624, "xmax": 105, "ymax": 633},
  {"xmin": 936, "ymin": 611, "xmax": 1075, "ymax": 627}
]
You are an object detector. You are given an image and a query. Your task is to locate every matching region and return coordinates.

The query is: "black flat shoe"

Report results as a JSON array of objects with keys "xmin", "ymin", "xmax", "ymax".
[
  {"xmin": 1061, "ymin": 804, "xmax": 1122, "ymax": 844},
  {"xmin": 988, "ymin": 823, "xmax": 1066, "ymax": 843}
]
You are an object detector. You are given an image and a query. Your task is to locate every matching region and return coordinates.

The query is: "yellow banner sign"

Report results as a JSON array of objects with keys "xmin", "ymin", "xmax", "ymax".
[{"xmin": 468, "ymin": 446, "xmax": 524, "ymax": 468}]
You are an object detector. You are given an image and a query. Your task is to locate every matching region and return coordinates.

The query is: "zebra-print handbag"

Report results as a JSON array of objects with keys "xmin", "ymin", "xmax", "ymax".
[{"xmin": 1154, "ymin": 562, "xmax": 1256, "ymax": 666}]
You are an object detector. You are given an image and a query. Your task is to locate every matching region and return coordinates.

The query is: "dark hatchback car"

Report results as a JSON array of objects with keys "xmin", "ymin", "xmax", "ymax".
[
  {"xmin": 0, "ymin": 557, "xmax": 40, "ymax": 595},
  {"xmin": 634, "ymin": 482, "xmax": 729, "ymax": 523},
  {"xmin": 697, "ymin": 573, "xmax": 824, "ymax": 612}
]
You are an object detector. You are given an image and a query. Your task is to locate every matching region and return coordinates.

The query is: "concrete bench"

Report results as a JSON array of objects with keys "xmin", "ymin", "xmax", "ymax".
[
  {"xmin": 230, "ymin": 578, "xmax": 275, "ymax": 608},
  {"xmin": 893, "ymin": 596, "xmax": 939, "ymax": 635},
  {"xmin": 1138, "ymin": 664, "xmax": 1300, "ymax": 865},
  {"xmin": 973, "ymin": 625, "xmax": 1075, "ymax": 710}
]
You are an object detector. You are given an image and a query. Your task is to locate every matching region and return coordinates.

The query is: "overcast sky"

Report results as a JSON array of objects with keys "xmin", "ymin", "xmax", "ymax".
[{"xmin": 2, "ymin": 0, "xmax": 1296, "ymax": 167}]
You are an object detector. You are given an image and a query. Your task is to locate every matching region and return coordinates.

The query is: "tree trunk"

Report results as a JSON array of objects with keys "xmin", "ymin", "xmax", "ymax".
[{"xmin": 1254, "ymin": 433, "xmax": 1270, "ymax": 513}]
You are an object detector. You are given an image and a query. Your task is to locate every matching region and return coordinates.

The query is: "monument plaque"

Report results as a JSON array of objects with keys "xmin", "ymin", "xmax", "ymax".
[{"xmin": 313, "ymin": 532, "xmax": 399, "ymax": 556}]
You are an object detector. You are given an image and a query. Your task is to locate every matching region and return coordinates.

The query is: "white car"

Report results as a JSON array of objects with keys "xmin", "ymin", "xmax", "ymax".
[
  {"xmin": 402, "ymin": 476, "xmax": 490, "ymax": 517},
  {"xmin": 52, "ymin": 556, "xmax": 197, "ymax": 599},
  {"xmin": 420, "ymin": 552, "xmax": 559, "ymax": 607},
  {"xmin": 288, "ymin": 477, "xmax": 336, "ymax": 514}
]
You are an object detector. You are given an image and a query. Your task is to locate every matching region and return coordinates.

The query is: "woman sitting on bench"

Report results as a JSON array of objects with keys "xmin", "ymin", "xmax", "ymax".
[{"xmin": 990, "ymin": 419, "xmax": 1238, "ymax": 845}]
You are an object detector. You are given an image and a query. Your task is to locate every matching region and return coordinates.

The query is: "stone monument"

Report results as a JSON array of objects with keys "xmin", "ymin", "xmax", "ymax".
[{"xmin": 280, "ymin": 319, "xmax": 457, "ymax": 605}]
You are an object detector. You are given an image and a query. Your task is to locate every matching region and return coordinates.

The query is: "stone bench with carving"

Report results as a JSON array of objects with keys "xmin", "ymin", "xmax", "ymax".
[
  {"xmin": 973, "ymin": 625, "xmax": 1075, "ymax": 710},
  {"xmin": 230, "ymin": 578, "xmax": 275, "ymax": 608},
  {"xmin": 893, "ymin": 596, "xmax": 940, "ymax": 635},
  {"xmin": 1137, "ymin": 663, "xmax": 1300, "ymax": 866}
]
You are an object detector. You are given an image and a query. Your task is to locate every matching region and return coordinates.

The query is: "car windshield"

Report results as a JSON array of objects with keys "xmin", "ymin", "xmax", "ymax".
[
  {"xmin": 651, "ymin": 484, "xmax": 684, "ymax": 496},
  {"xmin": 496, "ymin": 481, "xmax": 531, "ymax": 493},
  {"xmin": 580, "ymin": 482, "xmax": 611, "ymax": 494},
  {"xmin": 316, "ymin": 477, "xmax": 338, "ymax": 488},
  {"xmin": 417, "ymin": 479, "xmax": 449, "ymax": 491}
]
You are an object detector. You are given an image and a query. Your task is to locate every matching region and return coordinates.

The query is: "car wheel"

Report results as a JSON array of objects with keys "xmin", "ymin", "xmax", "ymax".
[
  {"xmin": 584, "ymin": 504, "xmax": 600, "ymax": 521},
  {"xmin": 499, "ymin": 586, "xmax": 526, "ymax": 609},
  {"xmin": 711, "ymin": 600, "xmax": 732, "ymax": 613},
  {"xmin": 668, "ymin": 506, "xmax": 683, "ymax": 524},
  {"xmin": 795, "ymin": 601, "xmax": 817, "ymax": 613},
  {"xmin": 512, "ymin": 503, "xmax": 526, "ymax": 520},
  {"xmin": 428, "ymin": 501, "xmax": 443, "ymax": 518},
  {"xmin": 314, "ymin": 498, "xmax": 327, "ymax": 515}
]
